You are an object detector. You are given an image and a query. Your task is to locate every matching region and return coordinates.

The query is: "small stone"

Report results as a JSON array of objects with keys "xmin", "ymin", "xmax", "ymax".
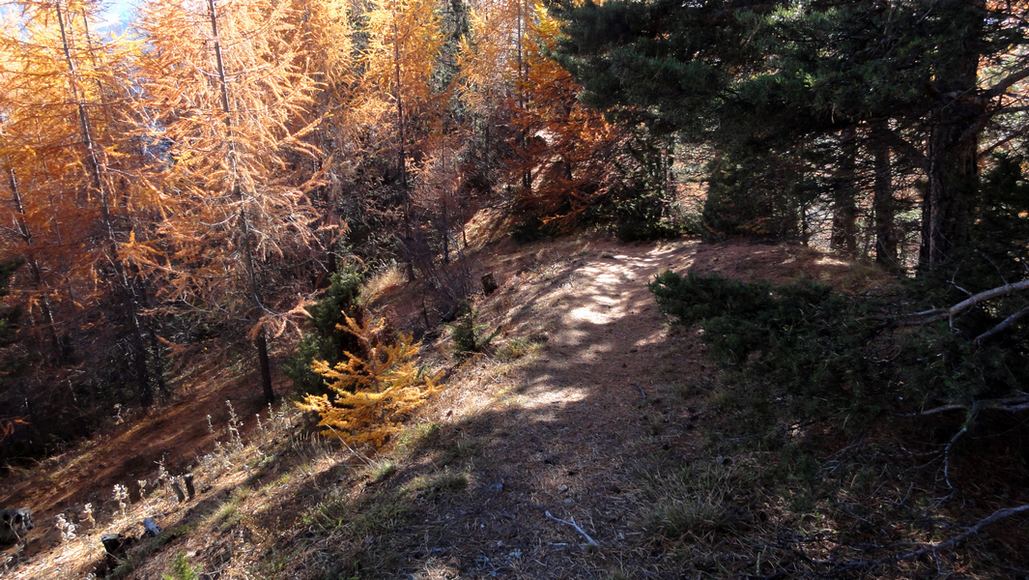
[{"xmin": 558, "ymin": 484, "xmax": 568, "ymax": 493}]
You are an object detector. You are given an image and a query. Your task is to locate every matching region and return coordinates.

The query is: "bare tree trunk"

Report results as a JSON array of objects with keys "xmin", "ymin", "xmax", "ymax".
[
  {"xmin": 830, "ymin": 127, "xmax": 858, "ymax": 257},
  {"xmin": 6, "ymin": 167, "xmax": 61, "ymax": 357},
  {"xmin": 208, "ymin": 0, "xmax": 275, "ymax": 403},
  {"xmin": 80, "ymin": 7, "xmax": 131, "ymax": 210},
  {"xmin": 56, "ymin": 0, "xmax": 152, "ymax": 405},
  {"xmin": 870, "ymin": 121, "xmax": 899, "ymax": 272},
  {"xmin": 516, "ymin": 0, "xmax": 531, "ymax": 194},
  {"xmin": 389, "ymin": 5, "xmax": 417, "ymax": 282}
]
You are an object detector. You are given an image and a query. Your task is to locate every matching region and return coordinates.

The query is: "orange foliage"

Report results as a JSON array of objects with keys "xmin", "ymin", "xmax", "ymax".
[
  {"xmin": 296, "ymin": 313, "xmax": 442, "ymax": 447},
  {"xmin": 133, "ymin": 0, "xmax": 324, "ymax": 339},
  {"xmin": 460, "ymin": 0, "xmax": 624, "ymax": 227}
]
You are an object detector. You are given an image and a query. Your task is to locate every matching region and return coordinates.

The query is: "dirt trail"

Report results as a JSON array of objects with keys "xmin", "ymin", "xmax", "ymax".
[{"xmin": 379, "ymin": 236, "xmax": 878, "ymax": 578}]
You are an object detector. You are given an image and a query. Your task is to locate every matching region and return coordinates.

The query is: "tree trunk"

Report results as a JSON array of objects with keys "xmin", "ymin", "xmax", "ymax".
[
  {"xmin": 830, "ymin": 127, "xmax": 858, "ymax": 257},
  {"xmin": 390, "ymin": 7, "xmax": 416, "ymax": 282},
  {"xmin": 920, "ymin": 0, "xmax": 985, "ymax": 272},
  {"xmin": 516, "ymin": 0, "xmax": 531, "ymax": 194},
  {"xmin": 870, "ymin": 121, "xmax": 899, "ymax": 272},
  {"xmin": 256, "ymin": 329, "xmax": 274, "ymax": 403},
  {"xmin": 6, "ymin": 167, "xmax": 62, "ymax": 357},
  {"xmin": 56, "ymin": 0, "xmax": 152, "ymax": 405},
  {"xmin": 208, "ymin": 0, "xmax": 275, "ymax": 403}
]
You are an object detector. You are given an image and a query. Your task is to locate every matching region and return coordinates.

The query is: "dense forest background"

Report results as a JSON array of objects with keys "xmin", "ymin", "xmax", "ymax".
[{"xmin": 0, "ymin": 0, "xmax": 1024, "ymax": 515}]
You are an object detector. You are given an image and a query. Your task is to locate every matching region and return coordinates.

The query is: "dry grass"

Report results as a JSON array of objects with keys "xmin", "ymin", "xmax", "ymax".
[
  {"xmin": 359, "ymin": 264, "xmax": 406, "ymax": 305},
  {"xmin": 0, "ymin": 399, "xmax": 350, "ymax": 579}
]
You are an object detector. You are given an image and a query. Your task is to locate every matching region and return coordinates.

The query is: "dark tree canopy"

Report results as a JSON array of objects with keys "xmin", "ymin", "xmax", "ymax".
[{"xmin": 559, "ymin": 0, "xmax": 1029, "ymax": 271}]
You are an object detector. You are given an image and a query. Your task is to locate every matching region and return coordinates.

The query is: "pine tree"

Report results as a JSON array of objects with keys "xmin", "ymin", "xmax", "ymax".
[{"xmin": 560, "ymin": 0, "xmax": 1029, "ymax": 271}]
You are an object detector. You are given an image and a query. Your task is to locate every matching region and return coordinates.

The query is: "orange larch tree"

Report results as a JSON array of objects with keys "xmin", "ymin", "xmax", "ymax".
[
  {"xmin": 459, "ymin": 0, "xmax": 624, "ymax": 228},
  {"xmin": 0, "ymin": 0, "xmax": 163, "ymax": 404},
  {"xmin": 361, "ymin": 0, "xmax": 445, "ymax": 278},
  {"xmin": 516, "ymin": 3, "xmax": 623, "ymax": 226},
  {"xmin": 134, "ymin": 0, "xmax": 324, "ymax": 402}
]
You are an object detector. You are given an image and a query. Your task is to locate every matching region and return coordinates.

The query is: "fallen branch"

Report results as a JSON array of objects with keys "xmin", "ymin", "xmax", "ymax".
[
  {"xmin": 974, "ymin": 305, "xmax": 1029, "ymax": 345},
  {"xmin": 909, "ymin": 394, "xmax": 1029, "ymax": 417},
  {"xmin": 544, "ymin": 510, "xmax": 600, "ymax": 548},
  {"xmin": 901, "ymin": 279, "xmax": 1029, "ymax": 328},
  {"xmin": 939, "ymin": 405, "xmax": 977, "ymax": 497},
  {"xmin": 906, "ymin": 397, "xmax": 1029, "ymax": 494},
  {"xmin": 834, "ymin": 503, "xmax": 1029, "ymax": 572}
]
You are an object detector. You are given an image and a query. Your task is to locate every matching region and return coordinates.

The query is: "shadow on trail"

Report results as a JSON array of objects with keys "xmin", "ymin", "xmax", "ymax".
[{"xmin": 249, "ymin": 239, "xmax": 894, "ymax": 578}]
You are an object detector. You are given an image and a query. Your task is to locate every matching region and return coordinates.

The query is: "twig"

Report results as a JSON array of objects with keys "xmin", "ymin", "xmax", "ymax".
[
  {"xmin": 633, "ymin": 383, "xmax": 647, "ymax": 401},
  {"xmin": 328, "ymin": 427, "xmax": 374, "ymax": 466},
  {"xmin": 907, "ymin": 394, "xmax": 1029, "ymax": 417},
  {"xmin": 949, "ymin": 268, "xmax": 972, "ymax": 297},
  {"xmin": 833, "ymin": 504, "xmax": 1029, "ymax": 572},
  {"xmin": 939, "ymin": 405, "xmax": 977, "ymax": 499},
  {"xmin": 544, "ymin": 510, "xmax": 600, "ymax": 548}
]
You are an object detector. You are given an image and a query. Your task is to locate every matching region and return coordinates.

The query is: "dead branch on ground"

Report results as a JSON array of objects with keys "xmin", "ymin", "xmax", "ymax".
[
  {"xmin": 832, "ymin": 504, "xmax": 1029, "ymax": 573},
  {"xmin": 544, "ymin": 510, "xmax": 600, "ymax": 548}
]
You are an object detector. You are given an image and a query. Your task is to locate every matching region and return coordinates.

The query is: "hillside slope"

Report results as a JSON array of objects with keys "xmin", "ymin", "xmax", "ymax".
[{"xmin": 2, "ymin": 236, "xmax": 895, "ymax": 578}]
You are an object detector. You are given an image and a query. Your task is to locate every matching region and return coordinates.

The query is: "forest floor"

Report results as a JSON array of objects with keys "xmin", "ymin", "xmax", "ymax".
[{"xmin": 3, "ymin": 227, "xmax": 995, "ymax": 579}]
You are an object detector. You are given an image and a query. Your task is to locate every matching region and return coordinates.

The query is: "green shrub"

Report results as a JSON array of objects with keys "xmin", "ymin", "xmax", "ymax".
[
  {"xmin": 650, "ymin": 272, "xmax": 1029, "ymax": 430},
  {"xmin": 651, "ymin": 273, "xmax": 884, "ymax": 424},
  {"xmin": 586, "ymin": 133, "xmax": 693, "ymax": 242},
  {"xmin": 162, "ymin": 553, "xmax": 200, "ymax": 580},
  {"xmin": 701, "ymin": 151, "xmax": 816, "ymax": 241},
  {"xmin": 510, "ymin": 213, "xmax": 556, "ymax": 244},
  {"xmin": 449, "ymin": 305, "xmax": 497, "ymax": 356},
  {"xmin": 285, "ymin": 265, "xmax": 364, "ymax": 393},
  {"xmin": 605, "ymin": 182, "xmax": 688, "ymax": 242}
]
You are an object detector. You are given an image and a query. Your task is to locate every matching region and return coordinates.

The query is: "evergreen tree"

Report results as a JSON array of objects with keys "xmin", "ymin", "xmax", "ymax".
[{"xmin": 559, "ymin": 0, "xmax": 1029, "ymax": 271}]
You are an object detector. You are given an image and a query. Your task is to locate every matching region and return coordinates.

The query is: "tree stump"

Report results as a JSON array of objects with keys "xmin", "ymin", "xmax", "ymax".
[
  {"xmin": 481, "ymin": 272, "xmax": 498, "ymax": 296},
  {"xmin": 183, "ymin": 473, "xmax": 196, "ymax": 500},
  {"xmin": 170, "ymin": 479, "xmax": 186, "ymax": 503}
]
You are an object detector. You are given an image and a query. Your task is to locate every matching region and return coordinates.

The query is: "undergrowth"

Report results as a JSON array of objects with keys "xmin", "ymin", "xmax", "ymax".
[
  {"xmin": 161, "ymin": 553, "xmax": 201, "ymax": 580},
  {"xmin": 285, "ymin": 266, "xmax": 364, "ymax": 393},
  {"xmin": 646, "ymin": 271, "xmax": 1029, "ymax": 576},
  {"xmin": 449, "ymin": 304, "xmax": 499, "ymax": 356},
  {"xmin": 650, "ymin": 272, "xmax": 1029, "ymax": 430}
]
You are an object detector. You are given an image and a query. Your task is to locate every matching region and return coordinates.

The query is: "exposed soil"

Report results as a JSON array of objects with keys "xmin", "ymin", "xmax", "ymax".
[
  {"xmin": 332, "ymin": 235, "xmax": 892, "ymax": 577},
  {"xmin": 0, "ymin": 348, "xmax": 281, "ymax": 563}
]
